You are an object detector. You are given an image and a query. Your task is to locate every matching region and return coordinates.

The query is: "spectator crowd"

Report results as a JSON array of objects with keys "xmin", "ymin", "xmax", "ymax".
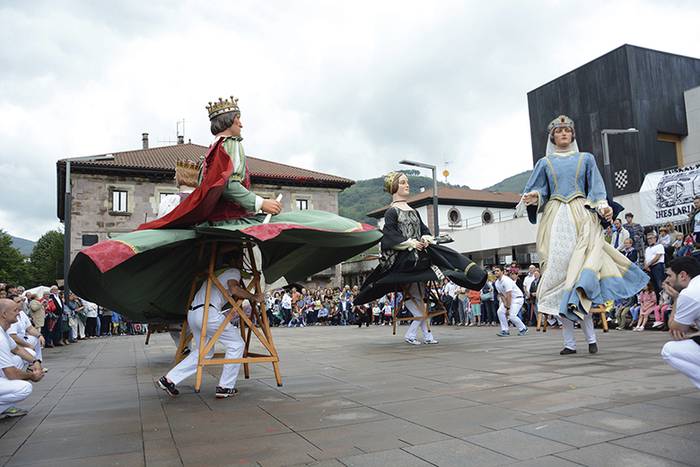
[
  {"xmin": 3, "ymin": 205, "xmax": 700, "ymax": 419},
  {"xmin": 0, "ymin": 282, "xmax": 147, "ymax": 420}
]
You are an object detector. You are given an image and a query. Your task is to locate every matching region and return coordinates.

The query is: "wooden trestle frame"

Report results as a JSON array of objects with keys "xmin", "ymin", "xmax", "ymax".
[
  {"xmin": 173, "ymin": 240, "xmax": 282, "ymax": 391},
  {"xmin": 391, "ymin": 281, "xmax": 448, "ymax": 336},
  {"xmin": 536, "ymin": 305, "xmax": 609, "ymax": 333}
]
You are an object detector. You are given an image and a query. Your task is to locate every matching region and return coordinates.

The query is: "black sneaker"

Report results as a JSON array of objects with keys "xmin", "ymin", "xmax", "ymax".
[
  {"xmin": 560, "ymin": 347, "xmax": 577, "ymax": 355},
  {"xmin": 156, "ymin": 376, "xmax": 179, "ymax": 397},
  {"xmin": 215, "ymin": 386, "xmax": 239, "ymax": 399},
  {"xmin": 0, "ymin": 407, "xmax": 28, "ymax": 419},
  {"xmin": 588, "ymin": 343, "xmax": 598, "ymax": 354}
]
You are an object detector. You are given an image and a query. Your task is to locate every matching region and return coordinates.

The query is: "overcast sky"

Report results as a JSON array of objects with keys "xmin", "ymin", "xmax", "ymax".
[{"xmin": 2, "ymin": 0, "xmax": 700, "ymax": 240}]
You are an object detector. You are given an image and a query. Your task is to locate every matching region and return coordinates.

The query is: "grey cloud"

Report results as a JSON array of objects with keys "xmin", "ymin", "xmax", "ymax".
[{"xmin": 1, "ymin": 1, "xmax": 699, "ymax": 240}]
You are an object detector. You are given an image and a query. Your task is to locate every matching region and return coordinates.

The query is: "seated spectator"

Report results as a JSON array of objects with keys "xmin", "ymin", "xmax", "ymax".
[
  {"xmin": 0, "ymin": 299, "xmax": 44, "ymax": 419},
  {"xmin": 287, "ymin": 309, "xmax": 305, "ymax": 327},
  {"xmin": 653, "ymin": 289, "xmax": 672, "ymax": 329},
  {"xmin": 317, "ymin": 303, "xmax": 329, "ymax": 325},
  {"xmin": 7, "ymin": 306, "xmax": 44, "ymax": 368},
  {"xmin": 635, "ymin": 283, "xmax": 657, "ymax": 331},
  {"xmin": 661, "ymin": 257, "xmax": 700, "ymax": 388},
  {"xmin": 614, "ymin": 295, "xmax": 638, "ymax": 330}
]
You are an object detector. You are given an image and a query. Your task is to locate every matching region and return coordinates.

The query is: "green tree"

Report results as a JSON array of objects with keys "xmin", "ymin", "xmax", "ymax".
[
  {"xmin": 30, "ymin": 230, "xmax": 64, "ymax": 286},
  {"xmin": 0, "ymin": 230, "xmax": 32, "ymax": 286}
]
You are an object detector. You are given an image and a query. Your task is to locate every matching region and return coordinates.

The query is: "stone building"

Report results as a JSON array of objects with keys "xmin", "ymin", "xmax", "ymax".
[{"xmin": 56, "ymin": 137, "xmax": 354, "ymax": 287}]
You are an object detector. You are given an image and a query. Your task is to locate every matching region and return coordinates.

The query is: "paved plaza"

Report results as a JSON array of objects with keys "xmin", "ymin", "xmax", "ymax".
[{"xmin": 0, "ymin": 324, "xmax": 699, "ymax": 466}]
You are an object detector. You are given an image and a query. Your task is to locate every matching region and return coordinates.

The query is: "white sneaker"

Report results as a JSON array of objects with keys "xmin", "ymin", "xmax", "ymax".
[
  {"xmin": 652, "ymin": 321, "xmax": 663, "ymax": 328},
  {"xmin": 423, "ymin": 338, "xmax": 439, "ymax": 344},
  {"xmin": 405, "ymin": 338, "xmax": 421, "ymax": 345}
]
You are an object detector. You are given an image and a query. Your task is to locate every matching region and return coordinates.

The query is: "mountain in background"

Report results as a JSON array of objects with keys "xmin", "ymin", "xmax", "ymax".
[
  {"xmin": 485, "ymin": 170, "xmax": 532, "ymax": 194},
  {"xmin": 338, "ymin": 170, "xmax": 468, "ymax": 226},
  {"xmin": 10, "ymin": 235, "xmax": 35, "ymax": 256}
]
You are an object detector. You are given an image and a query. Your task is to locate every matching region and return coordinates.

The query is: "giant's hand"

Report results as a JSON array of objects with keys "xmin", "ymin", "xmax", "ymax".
[
  {"xmin": 261, "ymin": 199, "xmax": 282, "ymax": 215},
  {"xmin": 522, "ymin": 191, "xmax": 539, "ymax": 206},
  {"xmin": 599, "ymin": 206, "xmax": 613, "ymax": 223}
]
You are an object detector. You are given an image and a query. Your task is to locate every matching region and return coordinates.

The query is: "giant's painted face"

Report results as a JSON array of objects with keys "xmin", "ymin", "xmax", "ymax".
[
  {"xmin": 396, "ymin": 174, "xmax": 410, "ymax": 198},
  {"xmin": 552, "ymin": 126, "xmax": 573, "ymax": 148}
]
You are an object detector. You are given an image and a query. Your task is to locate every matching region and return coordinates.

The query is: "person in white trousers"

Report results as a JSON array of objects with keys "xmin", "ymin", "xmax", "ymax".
[
  {"xmin": 559, "ymin": 314, "xmax": 598, "ymax": 355},
  {"xmin": 0, "ymin": 299, "xmax": 43, "ymax": 419},
  {"xmin": 157, "ymin": 252, "xmax": 263, "ymax": 399},
  {"xmin": 8, "ymin": 308, "xmax": 44, "ymax": 364},
  {"xmin": 404, "ymin": 283, "xmax": 438, "ymax": 345},
  {"xmin": 661, "ymin": 257, "xmax": 700, "ymax": 389},
  {"xmin": 493, "ymin": 266, "xmax": 528, "ymax": 337}
]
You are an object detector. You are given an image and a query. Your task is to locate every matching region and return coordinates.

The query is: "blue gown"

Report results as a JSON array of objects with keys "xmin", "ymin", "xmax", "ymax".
[{"xmin": 522, "ymin": 151, "xmax": 648, "ymax": 321}]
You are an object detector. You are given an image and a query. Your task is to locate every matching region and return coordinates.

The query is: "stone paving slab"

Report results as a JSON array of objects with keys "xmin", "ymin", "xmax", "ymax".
[{"xmin": 0, "ymin": 325, "xmax": 698, "ymax": 466}]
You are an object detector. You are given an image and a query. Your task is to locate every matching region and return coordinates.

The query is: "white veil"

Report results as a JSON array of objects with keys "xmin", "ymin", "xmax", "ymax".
[{"xmin": 514, "ymin": 117, "xmax": 579, "ymax": 218}]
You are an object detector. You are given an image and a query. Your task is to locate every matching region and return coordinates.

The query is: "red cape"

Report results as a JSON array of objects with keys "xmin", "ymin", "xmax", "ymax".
[{"xmin": 137, "ymin": 138, "xmax": 233, "ymax": 230}]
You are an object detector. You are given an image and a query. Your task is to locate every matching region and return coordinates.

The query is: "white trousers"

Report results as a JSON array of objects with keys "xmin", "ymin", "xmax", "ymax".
[
  {"xmin": 404, "ymin": 284, "xmax": 434, "ymax": 342},
  {"xmin": 662, "ymin": 339, "xmax": 700, "ymax": 389},
  {"xmin": 25, "ymin": 336, "xmax": 42, "ymax": 362},
  {"xmin": 167, "ymin": 309, "xmax": 244, "ymax": 389},
  {"xmin": 497, "ymin": 298, "xmax": 526, "ymax": 333},
  {"xmin": 0, "ymin": 379, "xmax": 32, "ymax": 413},
  {"xmin": 561, "ymin": 314, "xmax": 596, "ymax": 350}
]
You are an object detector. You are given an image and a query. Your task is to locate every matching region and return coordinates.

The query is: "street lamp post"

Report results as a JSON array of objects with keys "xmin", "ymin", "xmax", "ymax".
[
  {"xmin": 601, "ymin": 128, "xmax": 638, "ymax": 197},
  {"xmin": 399, "ymin": 159, "xmax": 439, "ymax": 236},
  {"xmin": 63, "ymin": 154, "xmax": 114, "ymax": 299}
]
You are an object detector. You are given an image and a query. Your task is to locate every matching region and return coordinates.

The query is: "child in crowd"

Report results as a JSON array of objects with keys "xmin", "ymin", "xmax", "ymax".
[
  {"xmin": 635, "ymin": 282, "xmax": 657, "ymax": 331},
  {"xmin": 381, "ymin": 301, "xmax": 392, "ymax": 325},
  {"xmin": 468, "ymin": 288, "xmax": 481, "ymax": 326},
  {"xmin": 614, "ymin": 295, "xmax": 638, "ymax": 330},
  {"xmin": 111, "ymin": 311, "xmax": 122, "ymax": 336},
  {"xmin": 317, "ymin": 301, "xmax": 329, "ymax": 324},
  {"xmin": 653, "ymin": 289, "xmax": 672, "ymax": 328}
]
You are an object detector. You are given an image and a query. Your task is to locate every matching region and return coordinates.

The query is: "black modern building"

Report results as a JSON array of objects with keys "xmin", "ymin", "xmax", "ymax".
[{"xmin": 527, "ymin": 44, "xmax": 700, "ymax": 196}]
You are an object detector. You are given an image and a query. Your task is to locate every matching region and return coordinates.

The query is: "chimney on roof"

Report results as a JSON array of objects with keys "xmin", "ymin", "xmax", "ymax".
[
  {"xmin": 142, "ymin": 132, "xmax": 149, "ymax": 149},
  {"xmin": 177, "ymin": 135, "xmax": 184, "ymax": 145}
]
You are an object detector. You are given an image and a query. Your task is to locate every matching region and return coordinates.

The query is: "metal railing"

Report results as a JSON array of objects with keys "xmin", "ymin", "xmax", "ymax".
[{"xmin": 441, "ymin": 209, "xmax": 515, "ymax": 231}]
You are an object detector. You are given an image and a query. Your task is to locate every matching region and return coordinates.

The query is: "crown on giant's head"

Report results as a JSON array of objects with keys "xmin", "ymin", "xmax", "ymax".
[
  {"xmin": 175, "ymin": 159, "xmax": 201, "ymax": 187},
  {"xmin": 206, "ymin": 96, "xmax": 240, "ymax": 120},
  {"xmin": 547, "ymin": 115, "xmax": 575, "ymax": 134}
]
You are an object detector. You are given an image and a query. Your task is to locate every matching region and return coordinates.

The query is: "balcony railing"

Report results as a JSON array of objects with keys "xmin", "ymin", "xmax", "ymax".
[{"xmin": 441, "ymin": 209, "xmax": 515, "ymax": 231}]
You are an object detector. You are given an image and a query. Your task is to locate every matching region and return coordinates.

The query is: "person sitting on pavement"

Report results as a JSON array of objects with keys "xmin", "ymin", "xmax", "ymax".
[
  {"xmin": 7, "ymin": 306, "xmax": 45, "ymax": 371},
  {"xmin": 661, "ymin": 257, "xmax": 700, "ymax": 389},
  {"xmin": 0, "ymin": 299, "xmax": 44, "ymax": 420}
]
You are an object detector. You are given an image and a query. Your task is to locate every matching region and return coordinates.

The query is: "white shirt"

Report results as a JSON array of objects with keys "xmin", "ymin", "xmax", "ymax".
[
  {"xmin": 191, "ymin": 268, "xmax": 241, "ymax": 312},
  {"xmin": 281, "ymin": 293, "xmax": 292, "ymax": 309},
  {"xmin": 0, "ymin": 328, "xmax": 18, "ymax": 378},
  {"xmin": 495, "ymin": 276, "xmax": 524, "ymax": 301},
  {"xmin": 611, "ymin": 227, "xmax": 630, "ymax": 250},
  {"xmin": 443, "ymin": 282, "xmax": 459, "ymax": 298},
  {"xmin": 645, "ymin": 243, "xmax": 665, "ymax": 266},
  {"xmin": 83, "ymin": 300, "xmax": 99, "ymax": 318},
  {"xmin": 8, "ymin": 311, "xmax": 31, "ymax": 339},
  {"xmin": 674, "ymin": 275, "xmax": 700, "ymax": 329}
]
